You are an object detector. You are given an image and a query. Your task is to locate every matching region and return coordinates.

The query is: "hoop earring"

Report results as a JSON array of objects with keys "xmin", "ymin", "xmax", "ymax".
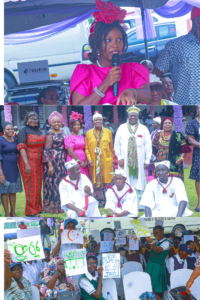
[
  {"xmin": 26, "ymin": 122, "xmax": 28, "ymax": 125},
  {"xmin": 96, "ymin": 49, "xmax": 100, "ymax": 60}
]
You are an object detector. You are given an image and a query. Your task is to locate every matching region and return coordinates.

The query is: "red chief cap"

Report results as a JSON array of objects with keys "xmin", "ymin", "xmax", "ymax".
[{"xmin": 191, "ymin": 6, "xmax": 200, "ymax": 20}]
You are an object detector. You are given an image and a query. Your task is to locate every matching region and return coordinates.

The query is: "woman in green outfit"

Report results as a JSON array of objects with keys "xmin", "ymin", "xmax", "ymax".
[
  {"xmin": 145, "ymin": 226, "xmax": 170, "ymax": 300},
  {"xmin": 79, "ymin": 252, "xmax": 106, "ymax": 300}
]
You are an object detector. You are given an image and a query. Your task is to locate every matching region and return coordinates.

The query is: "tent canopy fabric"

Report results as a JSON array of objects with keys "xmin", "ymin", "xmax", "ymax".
[
  {"xmin": 4, "ymin": 0, "xmax": 169, "ymax": 34},
  {"xmin": 155, "ymin": 0, "xmax": 200, "ymax": 18}
]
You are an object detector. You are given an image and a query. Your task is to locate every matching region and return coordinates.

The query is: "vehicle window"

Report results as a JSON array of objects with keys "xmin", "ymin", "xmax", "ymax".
[
  {"xmin": 30, "ymin": 221, "xmax": 40, "ymax": 227},
  {"xmin": 4, "ymin": 222, "xmax": 17, "ymax": 229},
  {"xmin": 158, "ymin": 24, "xmax": 176, "ymax": 40},
  {"xmin": 17, "ymin": 222, "xmax": 30, "ymax": 228},
  {"xmin": 153, "ymin": 17, "xmax": 158, "ymax": 22},
  {"xmin": 128, "ymin": 32, "xmax": 144, "ymax": 45}
]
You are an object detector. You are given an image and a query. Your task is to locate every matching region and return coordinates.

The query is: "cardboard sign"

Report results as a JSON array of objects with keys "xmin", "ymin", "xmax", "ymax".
[
  {"xmin": 61, "ymin": 230, "xmax": 83, "ymax": 244},
  {"xmin": 129, "ymin": 235, "xmax": 139, "ymax": 250},
  {"xmin": 100, "ymin": 241, "xmax": 114, "ymax": 253},
  {"xmin": 63, "ymin": 249, "xmax": 88, "ymax": 276},
  {"xmin": 116, "ymin": 230, "xmax": 126, "ymax": 246},
  {"xmin": 18, "ymin": 60, "xmax": 50, "ymax": 84},
  {"xmin": 102, "ymin": 253, "xmax": 120, "ymax": 279},
  {"xmin": 104, "ymin": 232, "xmax": 113, "ymax": 241},
  {"xmin": 17, "ymin": 228, "xmax": 41, "ymax": 239},
  {"xmin": 92, "ymin": 230, "xmax": 101, "ymax": 243},
  {"xmin": 8, "ymin": 236, "xmax": 44, "ymax": 262},
  {"xmin": 114, "ymin": 221, "xmax": 121, "ymax": 229},
  {"xmin": 130, "ymin": 219, "xmax": 151, "ymax": 237},
  {"xmin": 184, "ymin": 235, "xmax": 194, "ymax": 243}
]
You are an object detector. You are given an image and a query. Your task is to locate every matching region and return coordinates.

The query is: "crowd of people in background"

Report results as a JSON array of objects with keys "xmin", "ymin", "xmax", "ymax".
[
  {"xmin": 4, "ymin": 218, "xmax": 200, "ymax": 300},
  {"xmin": 0, "ymin": 104, "xmax": 199, "ymax": 217}
]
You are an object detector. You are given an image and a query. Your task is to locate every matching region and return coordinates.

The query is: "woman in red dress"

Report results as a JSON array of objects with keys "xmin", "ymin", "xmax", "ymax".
[{"xmin": 17, "ymin": 112, "xmax": 45, "ymax": 216}]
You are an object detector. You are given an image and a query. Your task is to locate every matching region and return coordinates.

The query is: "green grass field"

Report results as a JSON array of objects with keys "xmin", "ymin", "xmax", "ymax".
[{"xmin": 0, "ymin": 167, "xmax": 199, "ymax": 218}]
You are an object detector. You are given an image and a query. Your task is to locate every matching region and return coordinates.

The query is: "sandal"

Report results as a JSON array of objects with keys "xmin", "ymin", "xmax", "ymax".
[{"xmin": 10, "ymin": 212, "xmax": 18, "ymax": 217}]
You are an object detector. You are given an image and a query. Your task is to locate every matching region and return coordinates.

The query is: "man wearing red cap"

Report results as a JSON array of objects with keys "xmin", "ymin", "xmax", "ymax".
[{"xmin": 153, "ymin": 6, "xmax": 200, "ymax": 105}]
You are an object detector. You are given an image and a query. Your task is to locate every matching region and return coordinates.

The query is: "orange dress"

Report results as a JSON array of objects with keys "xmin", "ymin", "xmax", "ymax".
[{"xmin": 17, "ymin": 127, "xmax": 45, "ymax": 216}]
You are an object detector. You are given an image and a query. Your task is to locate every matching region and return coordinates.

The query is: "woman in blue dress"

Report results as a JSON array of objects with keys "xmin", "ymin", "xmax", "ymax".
[
  {"xmin": 185, "ymin": 105, "xmax": 200, "ymax": 212},
  {"xmin": 0, "ymin": 122, "xmax": 22, "ymax": 217}
]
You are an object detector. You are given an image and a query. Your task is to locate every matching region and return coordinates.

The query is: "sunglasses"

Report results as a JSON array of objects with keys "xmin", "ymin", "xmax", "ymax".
[{"xmin": 150, "ymin": 85, "xmax": 162, "ymax": 92}]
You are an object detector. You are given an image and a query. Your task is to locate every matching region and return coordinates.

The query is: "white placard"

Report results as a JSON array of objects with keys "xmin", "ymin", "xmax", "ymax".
[
  {"xmin": 102, "ymin": 253, "xmax": 120, "ymax": 279},
  {"xmin": 184, "ymin": 235, "xmax": 194, "ymax": 243},
  {"xmin": 129, "ymin": 235, "xmax": 139, "ymax": 250},
  {"xmin": 61, "ymin": 230, "xmax": 83, "ymax": 244},
  {"xmin": 18, "ymin": 60, "xmax": 50, "ymax": 84},
  {"xmin": 100, "ymin": 241, "xmax": 114, "ymax": 253},
  {"xmin": 63, "ymin": 249, "xmax": 88, "ymax": 276},
  {"xmin": 8, "ymin": 236, "xmax": 44, "ymax": 262},
  {"xmin": 104, "ymin": 232, "xmax": 113, "ymax": 241},
  {"xmin": 116, "ymin": 230, "xmax": 126, "ymax": 245},
  {"xmin": 130, "ymin": 218, "xmax": 151, "ymax": 237},
  {"xmin": 92, "ymin": 230, "xmax": 101, "ymax": 243},
  {"xmin": 155, "ymin": 220, "xmax": 164, "ymax": 227},
  {"xmin": 17, "ymin": 228, "xmax": 41, "ymax": 239}
]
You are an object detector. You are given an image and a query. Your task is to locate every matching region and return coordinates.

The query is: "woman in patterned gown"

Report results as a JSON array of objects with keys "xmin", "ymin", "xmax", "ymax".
[
  {"xmin": 152, "ymin": 117, "xmax": 191, "ymax": 181},
  {"xmin": 43, "ymin": 111, "xmax": 66, "ymax": 213},
  {"xmin": 17, "ymin": 112, "xmax": 45, "ymax": 216}
]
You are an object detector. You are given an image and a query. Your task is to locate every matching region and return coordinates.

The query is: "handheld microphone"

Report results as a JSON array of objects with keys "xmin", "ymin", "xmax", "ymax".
[{"xmin": 112, "ymin": 53, "xmax": 120, "ymax": 97}]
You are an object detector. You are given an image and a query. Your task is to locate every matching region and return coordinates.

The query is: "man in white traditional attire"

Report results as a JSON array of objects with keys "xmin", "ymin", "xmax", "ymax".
[
  {"xmin": 140, "ymin": 160, "xmax": 193, "ymax": 217},
  {"xmin": 59, "ymin": 160, "xmax": 101, "ymax": 218},
  {"xmin": 114, "ymin": 106, "xmax": 152, "ymax": 209},
  {"xmin": 105, "ymin": 170, "xmax": 138, "ymax": 217}
]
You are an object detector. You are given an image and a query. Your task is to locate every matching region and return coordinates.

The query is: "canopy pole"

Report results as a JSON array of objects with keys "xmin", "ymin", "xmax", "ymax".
[{"xmin": 140, "ymin": 0, "xmax": 149, "ymax": 60}]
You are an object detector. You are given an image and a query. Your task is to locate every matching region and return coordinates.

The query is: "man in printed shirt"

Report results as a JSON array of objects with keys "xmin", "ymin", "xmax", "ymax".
[{"xmin": 152, "ymin": 7, "xmax": 200, "ymax": 105}]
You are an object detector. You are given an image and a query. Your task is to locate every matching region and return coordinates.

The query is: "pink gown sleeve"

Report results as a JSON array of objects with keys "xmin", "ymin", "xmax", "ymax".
[
  {"xmin": 70, "ymin": 64, "xmax": 91, "ymax": 104},
  {"xmin": 64, "ymin": 135, "xmax": 75, "ymax": 150},
  {"xmin": 130, "ymin": 62, "xmax": 150, "ymax": 88}
]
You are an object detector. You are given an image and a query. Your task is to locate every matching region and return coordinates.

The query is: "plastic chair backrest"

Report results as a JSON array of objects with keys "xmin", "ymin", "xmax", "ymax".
[
  {"xmin": 121, "ymin": 261, "xmax": 143, "ymax": 278},
  {"xmin": 171, "ymin": 269, "xmax": 200, "ymax": 300},
  {"xmin": 31, "ymin": 285, "xmax": 40, "ymax": 300},
  {"xmin": 102, "ymin": 278, "xmax": 118, "ymax": 300},
  {"xmin": 123, "ymin": 271, "xmax": 152, "ymax": 300}
]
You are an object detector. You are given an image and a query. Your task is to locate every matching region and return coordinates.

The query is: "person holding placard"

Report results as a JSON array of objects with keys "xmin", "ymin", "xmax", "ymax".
[
  {"xmin": 105, "ymin": 169, "xmax": 138, "ymax": 217},
  {"xmin": 114, "ymin": 106, "xmax": 152, "ymax": 209},
  {"xmin": 52, "ymin": 219, "xmax": 80, "ymax": 258},
  {"xmin": 140, "ymin": 161, "xmax": 193, "ymax": 217},
  {"xmin": 40, "ymin": 256, "xmax": 78, "ymax": 299},
  {"xmin": 145, "ymin": 226, "xmax": 171, "ymax": 300},
  {"xmin": 59, "ymin": 160, "xmax": 101, "ymax": 217},
  {"xmin": 4, "ymin": 250, "xmax": 32, "ymax": 300},
  {"xmin": 79, "ymin": 252, "xmax": 106, "ymax": 300}
]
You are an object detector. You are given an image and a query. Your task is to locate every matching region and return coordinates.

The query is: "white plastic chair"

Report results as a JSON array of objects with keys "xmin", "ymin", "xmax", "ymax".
[
  {"xmin": 31, "ymin": 285, "xmax": 40, "ymax": 300},
  {"xmin": 121, "ymin": 261, "xmax": 143, "ymax": 278},
  {"xmin": 102, "ymin": 278, "xmax": 118, "ymax": 300},
  {"xmin": 171, "ymin": 269, "xmax": 200, "ymax": 300},
  {"xmin": 123, "ymin": 271, "xmax": 152, "ymax": 300}
]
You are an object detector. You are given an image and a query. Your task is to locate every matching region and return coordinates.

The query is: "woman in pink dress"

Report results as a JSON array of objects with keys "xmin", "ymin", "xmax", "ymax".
[
  {"xmin": 64, "ymin": 112, "xmax": 89, "ymax": 177},
  {"xmin": 70, "ymin": 0, "xmax": 150, "ymax": 106}
]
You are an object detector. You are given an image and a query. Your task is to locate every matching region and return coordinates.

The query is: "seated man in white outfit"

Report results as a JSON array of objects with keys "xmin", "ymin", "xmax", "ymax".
[
  {"xmin": 59, "ymin": 159, "xmax": 101, "ymax": 218},
  {"xmin": 140, "ymin": 160, "xmax": 193, "ymax": 217},
  {"xmin": 105, "ymin": 170, "xmax": 138, "ymax": 217}
]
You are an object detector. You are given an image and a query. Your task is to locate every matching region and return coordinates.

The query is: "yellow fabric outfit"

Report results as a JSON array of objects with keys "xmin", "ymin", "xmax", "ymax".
[
  {"xmin": 85, "ymin": 128, "xmax": 114, "ymax": 184},
  {"xmin": 169, "ymin": 246, "xmax": 179, "ymax": 254}
]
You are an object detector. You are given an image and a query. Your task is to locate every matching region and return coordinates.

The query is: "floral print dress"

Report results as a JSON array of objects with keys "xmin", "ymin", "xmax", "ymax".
[{"xmin": 40, "ymin": 256, "xmax": 78, "ymax": 299}]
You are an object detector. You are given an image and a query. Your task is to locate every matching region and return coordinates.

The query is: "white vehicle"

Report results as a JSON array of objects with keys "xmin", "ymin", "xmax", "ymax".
[
  {"xmin": 4, "ymin": 219, "xmax": 40, "ymax": 240},
  {"xmin": 85, "ymin": 217, "xmax": 200, "ymax": 237},
  {"xmin": 4, "ymin": 20, "xmax": 90, "ymax": 100}
]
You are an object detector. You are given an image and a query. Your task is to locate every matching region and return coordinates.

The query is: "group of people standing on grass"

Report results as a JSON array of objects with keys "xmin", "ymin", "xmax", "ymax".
[{"xmin": 0, "ymin": 104, "xmax": 199, "ymax": 217}]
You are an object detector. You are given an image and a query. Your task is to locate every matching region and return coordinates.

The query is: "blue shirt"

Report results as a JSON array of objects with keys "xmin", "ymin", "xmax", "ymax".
[{"xmin": 154, "ymin": 31, "xmax": 200, "ymax": 105}]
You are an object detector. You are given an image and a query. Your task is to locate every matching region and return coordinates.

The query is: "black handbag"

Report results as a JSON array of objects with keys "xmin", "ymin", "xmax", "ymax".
[
  {"xmin": 55, "ymin": 289, "xmax": 80, "ymax": 300},
  {"xmin": 169, "ymin": 286, "xmax": 197, "ymax": 300}
]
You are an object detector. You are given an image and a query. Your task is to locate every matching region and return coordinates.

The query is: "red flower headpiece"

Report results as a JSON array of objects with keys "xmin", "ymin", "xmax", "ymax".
[
  {"xmin": 70, "ymin": 111, "xmax": 83, "ymax": 123},
  {"xmin": 90, "ymin": 0, "xmax": 127, "ymax": 38}
]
